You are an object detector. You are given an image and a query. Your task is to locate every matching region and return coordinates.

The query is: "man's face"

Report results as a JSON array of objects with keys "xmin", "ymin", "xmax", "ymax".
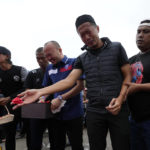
[
  {"xmin": 0, "ymin": 54, "xmax": 8, "ymax": 64},
  {"xmin": 43, "ymin": 43, "xmax": 62, "ymax": 65},
  {"xmin": 77, "ymin": 22, "xmax": 100, "ymax": 49},
  {"xmin": 136, "ymin": 25, "xmax": 150, "ymax": 52},
  {"xmin": 36, "ymin": 51, "xmax": 48, "ymax": 69}
]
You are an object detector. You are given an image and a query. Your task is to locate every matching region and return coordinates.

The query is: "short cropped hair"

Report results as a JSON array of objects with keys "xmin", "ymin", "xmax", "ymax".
[
  {"xmin": 36, "ymin": 47, "xmax": 43, "ymax": 54},
  {"xmin": 44, "ymin": 41, "xmax": 61, "ymax": 49}
]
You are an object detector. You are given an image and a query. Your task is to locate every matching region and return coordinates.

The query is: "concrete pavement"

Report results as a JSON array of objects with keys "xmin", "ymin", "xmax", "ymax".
[{"xmin": 0, "ymin": 128, "xmax": 112, "ymax": 150}]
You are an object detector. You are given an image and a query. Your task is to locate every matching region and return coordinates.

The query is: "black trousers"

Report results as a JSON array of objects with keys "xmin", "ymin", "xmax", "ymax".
[
  {"xmin": 52, "ymin": 117, "xmax": 84, "ymax": 150},
  {"xmin": 29, "ymin": 118, "xmax": 55, "ymax": 150},
  {"xmin": 3, "ymin": 115, "xmax": 19, "ymax": 150},
  {"xmin": 86, "ymin": 109, "xmax": 130, "ymax": 150}
]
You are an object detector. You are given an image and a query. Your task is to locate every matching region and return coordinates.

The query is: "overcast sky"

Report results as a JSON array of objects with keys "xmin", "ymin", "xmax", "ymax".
[{"xmin": 0, "ymin": 0, "xmax": 149, "ymax": 70}]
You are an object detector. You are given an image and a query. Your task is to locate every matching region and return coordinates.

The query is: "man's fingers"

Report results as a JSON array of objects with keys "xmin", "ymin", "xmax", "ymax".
[
  {"xmin": 106, "ymin": 104, "xmax": 121, "ymax": 115},
  {"xmin": 108, "ymin": 98, "xmax": 116, "ymax": 107},
  {"xmin": 12, "ymin": 105, "xmax": 19, "ymax": 110},
  {"xmin": 12, "ymin": 103, "xmax": 25, "ymax": 110},
  {"xmin": 111, "ymin": 110, "xmax": 120, "ymax": 115},
  {"xmin": 51, "ymin": 104, "xmax": 56, "ymax": 110},
  {"xmin": 106, "ymin": 107, "xmax": 120, "ymax": 115},
  {"xmin": 106, "ymin": 106, "xmax": 119, "ymax": 112},
  {"xmin": 18, "ymin": 91, "xmax": 26, "ymax": 97},
  {"xmin": 0, "ymin": 102, "xmax": 5, "ymax": 106}
]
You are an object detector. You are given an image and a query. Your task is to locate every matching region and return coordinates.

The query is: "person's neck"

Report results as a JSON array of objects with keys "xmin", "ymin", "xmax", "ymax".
[
  {"xmin": 98, "ymin": 39, "xmax": 104, "ymax": 48},
  {"xmin": 60, "ymin": 55, "xmax": 64, "ymax": 60},
  {"xmin": 0, "ymin": 62, "xmax": 12, "ymax": 71},
  {"xmin": 41, "ymin": 65, "xmax": 48, "ymax": 72},
  {"xmin": 58, "ymin": 55, "xmax": 65, "ymax": 63},
  {"xmin": 140, "ymin": 48, "xmax": 150, "ymax": 54},
  {"xmin": 93, "ymin": 39, "xmax": 104, "ymax": 50}
]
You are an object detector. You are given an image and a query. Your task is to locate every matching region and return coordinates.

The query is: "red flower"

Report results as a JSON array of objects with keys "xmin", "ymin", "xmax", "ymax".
[{"xmin": 11, "ymin": 97, "xmax": 23, "ymax": 104}]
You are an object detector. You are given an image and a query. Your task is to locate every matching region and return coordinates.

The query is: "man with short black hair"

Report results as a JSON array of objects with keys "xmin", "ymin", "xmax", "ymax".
[
  {"xmin": 0, "ymin": 46, "xmax": 28, "ymax": 150},
  {"xmin": 74, "ymin": 14, "xmax": 131, "ymax": 150},
  {"xmin": 126, "ymin": 19, "xmax": 150, "ymax": 150},
  {"xmin": 24, "ymin": 47, "xmax": 55, "ymax": 150}
]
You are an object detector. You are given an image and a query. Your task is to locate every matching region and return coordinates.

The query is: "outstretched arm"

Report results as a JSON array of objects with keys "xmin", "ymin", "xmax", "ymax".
[
  {"xmin": 13, "ymin": 69, "xmax": 82, "ymax": 109},
  {"xmin": 51, "ymin": 79, "xmax": 84, "ymax": 110}
]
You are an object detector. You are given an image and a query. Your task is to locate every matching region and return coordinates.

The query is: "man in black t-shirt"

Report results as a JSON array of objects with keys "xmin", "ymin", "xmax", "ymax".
[
  {"xmin": 0, "ymin": 46, "xmax": 28, "ymax": 150},
  {"xmin": 24, "ymin": 47, "xmax": 55, "ymax": 150},
  {"xmin": 126, "ymin": 19, "xmax": 150, "ymax": 150}
]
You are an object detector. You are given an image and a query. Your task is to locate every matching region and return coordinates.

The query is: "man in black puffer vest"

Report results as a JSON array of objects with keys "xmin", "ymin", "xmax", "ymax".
[
  {"xmin": 14, "ymin": 15, "xmax": 131, "ymax": 150},
  {"xmin": 73, "ymin": 15, "xmax": 131, "ymax": 150}
]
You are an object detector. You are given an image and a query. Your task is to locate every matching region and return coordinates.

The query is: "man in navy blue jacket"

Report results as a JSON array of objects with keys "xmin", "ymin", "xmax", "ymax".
[{"xmin": 42, "ymin": 41, "xmax": 84, "ymax": 150}]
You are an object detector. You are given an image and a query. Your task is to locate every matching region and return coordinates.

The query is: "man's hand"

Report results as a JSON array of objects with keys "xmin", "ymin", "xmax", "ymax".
[
  {"xmin": 83, "ymin": 99, "xmax": 88, "ymax": 104},
  {"xmin": 0, "ymin": 97, "xmax": 10, "ymax": 105},
  {"xmin": 51, "ymin": 98, "xmax": 62, "ymax": 110},
  {"xmin": 12, "ymin": 89, "xmax": 41, "ymax": 110},
  {"xmin": 106, "ymin": 97, "xmax": 122, "ymax": 115},
  {"xmin": 125, "ymin": 82, "xmax": 141, "ymax": 96}
]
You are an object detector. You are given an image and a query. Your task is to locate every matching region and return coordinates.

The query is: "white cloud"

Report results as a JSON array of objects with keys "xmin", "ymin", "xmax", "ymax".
[{"xmin": 0, "ymin": 0, "xmax": 149, "ymax": 70}]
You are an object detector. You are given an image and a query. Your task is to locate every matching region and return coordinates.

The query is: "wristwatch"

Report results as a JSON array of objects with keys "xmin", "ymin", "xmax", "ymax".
[{"xmin": 57, "ymin": 95, "xmax": 63, "ymax": 101}]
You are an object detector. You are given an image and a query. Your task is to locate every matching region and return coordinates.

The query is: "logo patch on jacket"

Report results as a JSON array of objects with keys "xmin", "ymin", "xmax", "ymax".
[
  {"xmin": 60, "ymin": 65, "xmax": 72, "ymax": 72},
  {"xmin": 48, "ymin": 69, "xmax": 58, "ymax": 75},
  {"xmin": 13, "ymin": 75, "xmax": 20, "ymax": 82}
]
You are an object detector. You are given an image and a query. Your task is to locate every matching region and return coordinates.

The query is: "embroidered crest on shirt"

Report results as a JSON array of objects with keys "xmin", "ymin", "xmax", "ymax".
[
  {"xmin": 60, "ymin": 65, "xmax": 72, "ymax": 72},
  {"xmin": 13, "ymin": 75, "xmax": 20, "ymax": 82}
]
